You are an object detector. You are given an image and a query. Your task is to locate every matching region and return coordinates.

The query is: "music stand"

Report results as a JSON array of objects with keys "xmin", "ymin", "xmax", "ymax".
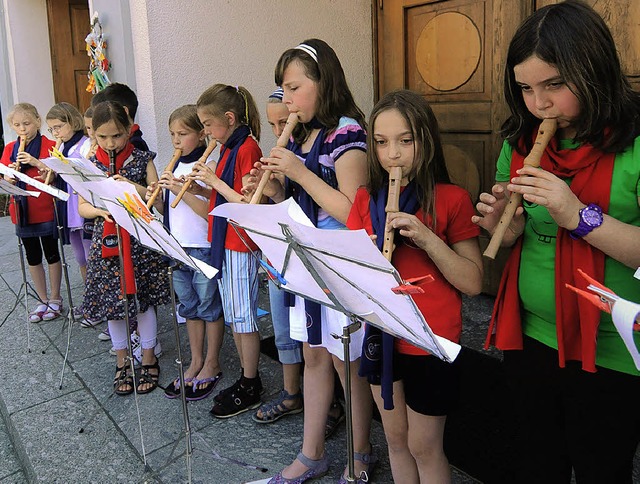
[
  {"xmin": 213, "ymin": 199, "xmax": 461, "ymax": 482},
  {"xmin": 71, "ymin": 176, "xmax": 218, "ymax": 482},
  {"xmin": 0, "ymin": 179, "xmax": 40, "ymax": 352}
]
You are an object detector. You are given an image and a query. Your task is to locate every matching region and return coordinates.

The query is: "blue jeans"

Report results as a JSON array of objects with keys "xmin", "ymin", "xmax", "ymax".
[
  {"xmin": 173, "ymin": 247, "xmax": 223, "ymax": 322},
  {"xmin": 269, "ymin": 279, "xmax": 302, "ymax": 364}
]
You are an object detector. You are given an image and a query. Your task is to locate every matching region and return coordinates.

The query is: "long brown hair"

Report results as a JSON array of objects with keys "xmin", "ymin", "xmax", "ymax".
[{"xmin": 367, "ymin": 90, "xmax": 450, "ymax": 228}]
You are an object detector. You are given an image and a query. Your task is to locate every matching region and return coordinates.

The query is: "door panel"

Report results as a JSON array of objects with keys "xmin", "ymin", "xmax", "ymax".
[{"xmin": 47, "ymin": 0, "xmax": 92, "ymax": 113}]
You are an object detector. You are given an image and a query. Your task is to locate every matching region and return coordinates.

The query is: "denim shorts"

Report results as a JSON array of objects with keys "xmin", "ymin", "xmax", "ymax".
[{"xmin": 173, "ymin": 247, "xmax": 223, "ymax": 322}]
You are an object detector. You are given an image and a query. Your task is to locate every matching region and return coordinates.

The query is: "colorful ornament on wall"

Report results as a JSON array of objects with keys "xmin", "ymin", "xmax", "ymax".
[{"xmin": 85, "ymin": 12, "xmax": 111, "ymax": 93}]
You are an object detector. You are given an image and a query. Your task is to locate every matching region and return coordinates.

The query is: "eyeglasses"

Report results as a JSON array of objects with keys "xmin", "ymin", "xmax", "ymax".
[{"xmin": 47, "ymin": 123, "xmax": 67, "ymax": 134}]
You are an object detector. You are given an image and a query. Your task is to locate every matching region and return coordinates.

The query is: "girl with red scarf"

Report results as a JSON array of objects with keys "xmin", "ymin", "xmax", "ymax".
[
  {"xmin": 78, "ymin": 101, "xmax": 169, "ymax": 396},
  {"xmin": 473, "ymin": 2, "xmax": 640, "ymax": 482}
]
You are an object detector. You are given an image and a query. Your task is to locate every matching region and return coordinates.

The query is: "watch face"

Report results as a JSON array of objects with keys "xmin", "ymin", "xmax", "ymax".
[{"xmin": 583, "ymin": 206, "xmax": 603, "ymax": 227}]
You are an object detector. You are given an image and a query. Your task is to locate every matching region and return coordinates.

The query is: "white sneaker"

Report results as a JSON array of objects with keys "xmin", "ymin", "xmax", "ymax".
[{"xmin": 98, "ymin": 328, "xmax": 110, "ymax": 341}]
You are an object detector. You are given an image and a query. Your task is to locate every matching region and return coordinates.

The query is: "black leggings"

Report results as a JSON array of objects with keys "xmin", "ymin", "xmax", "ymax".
[{"xmin": 22, "ymin": 235, "xmax": 60, "ymax": 266}]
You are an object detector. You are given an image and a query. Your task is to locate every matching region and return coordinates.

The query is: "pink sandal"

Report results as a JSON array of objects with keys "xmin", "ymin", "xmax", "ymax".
[
  {"xmin": 29, "ymin": 303, "xmax": 48, "ymax": 323},
  {"xmin": 42, "ymin": 299, "xmax": 63, "ymax": 321}
]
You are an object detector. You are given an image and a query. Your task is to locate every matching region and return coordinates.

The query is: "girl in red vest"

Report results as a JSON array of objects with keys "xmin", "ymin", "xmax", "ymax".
[{"xmin": 1, "ymin": 103, "xmax": 60, "ymax": 323}]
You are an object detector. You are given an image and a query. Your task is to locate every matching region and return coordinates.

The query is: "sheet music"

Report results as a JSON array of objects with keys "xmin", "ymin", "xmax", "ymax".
[
  {"xmin": 213, "ymin": 199, "xmax": 460, "ymax": 362},
  {"xmin": 82, "ymin": 178, "xmax": 218, "ymax": 279},
  {"xmin": 0, "ymin": 163, "xmax": 69, "ymax": 201},
  {"xmin": 40, "ymin": 155, "xmax": 107, "ymax": 208}
]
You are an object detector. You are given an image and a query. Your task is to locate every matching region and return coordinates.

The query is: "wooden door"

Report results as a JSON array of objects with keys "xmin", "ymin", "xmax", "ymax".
[
  {"xmin": 375, "ymin": 0, "xmax": 640, "ymax": 294},
  {"xmin": 46, "ymin": 0, "xmax": 92, "ymax": 113}
]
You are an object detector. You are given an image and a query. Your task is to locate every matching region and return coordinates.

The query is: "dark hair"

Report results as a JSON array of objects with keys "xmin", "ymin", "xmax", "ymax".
[
  {"xmin": 502, "ymin": 0, "xmax": 640, "ymax": 153},
  {"xmin": 91, "ymin": 83, "xmax": 139, "ymax": 120},
  {"xmin": 197, "ymin": 84, "xmax": 261, "ymax": 142},
  {"xmin": 275, "ymin": 38, "xmax": 366, "ymax": 145},
  {"xmin": 84, "ymin": 106, "xmax": 93, "ymax": 118},
  {"xmin": 46, "ymin": 102, "xmax": 85, "ymax": 131},
  {"xmin": 368, "ymin": 90, "xmax": 450, "ymax": 227},
  {"xmin": 169, "ymin": 104, "xmax": 203, "ymax": 133},
  {"xmin": 91, "ymin": 101, "xmax": 131, "ymax": 133}
]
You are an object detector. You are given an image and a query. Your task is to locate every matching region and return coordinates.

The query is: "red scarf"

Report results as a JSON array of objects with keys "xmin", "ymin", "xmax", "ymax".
[
  {"xmin": 486, "ymin": 133, "xmax": 615, "ymax": 372},
  {"xmin": 95, "ymin": 144, "xmax": 137, "ymax": 294}
]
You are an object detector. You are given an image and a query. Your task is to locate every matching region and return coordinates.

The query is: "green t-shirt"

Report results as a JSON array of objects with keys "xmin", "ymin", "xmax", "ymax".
[{"xmin": 496, "ymin": 137, "xmax": 640, "ymax": 375}]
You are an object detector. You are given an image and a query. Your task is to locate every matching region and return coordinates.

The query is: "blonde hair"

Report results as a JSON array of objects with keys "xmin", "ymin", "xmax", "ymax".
[
  {"xmin": 7, "ymin": 103, "xmax": 41, "ymax": 125},
  {"xmin": 46, "ymin": 102, "xmax": 85, "ymax": 132},
  {"xmin": 197, "ymin": 84, "xmax": 261, "ymax": 141}
]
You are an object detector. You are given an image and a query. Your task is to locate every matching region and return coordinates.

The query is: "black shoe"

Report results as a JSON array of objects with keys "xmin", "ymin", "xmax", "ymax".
[
  {"xmin": 210, "ymin": 380, "xmax": 261, "ymax": 418},
  {"xmin": 214, "ymin": 372, "xmax": 263, "ymax": 403}
]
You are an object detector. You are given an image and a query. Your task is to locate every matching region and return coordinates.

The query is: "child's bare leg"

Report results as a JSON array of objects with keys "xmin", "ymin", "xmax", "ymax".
[
  {"xmin": 240, "ymin": 331, "xmax": 260, "ymax": 378},
  {"xmin": 28, "ymin": 263, "xmax": 48, "ymax": 302},
  {"xmin": 334, "ymin": 355, "xmax": 374, "ymax": 477},
  {"xmin": 372, "ymin": 381, "xmax": 419, "ymax": 483},
  {"xmin": 280, "ymin": 344, "xmax": 333, "ymax": 479},
  {"xmin": 185, "ymin": 318, "xmax": 205, "ymax": 380},
  {"xmin": 48, "ymin": 260, "xmax": 62, "ymax": 301},
  {"xmin": 193, "ymin": 318, "xmax": 224, "ymax": 387},
  {"xmin": 408, "ymin": 410, "xmax": 450, "ymax": 483}
]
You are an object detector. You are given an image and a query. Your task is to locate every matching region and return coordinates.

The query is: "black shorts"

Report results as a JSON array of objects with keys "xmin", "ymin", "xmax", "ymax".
[{"xmin": 393, "ymin": 352, "xmax": 460, "ymax": 416}]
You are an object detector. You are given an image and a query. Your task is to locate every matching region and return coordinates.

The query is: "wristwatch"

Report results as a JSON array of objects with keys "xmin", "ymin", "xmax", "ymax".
[{"xmin": 569, "ymin": 203, "xmax": 603, "ymax": 239}]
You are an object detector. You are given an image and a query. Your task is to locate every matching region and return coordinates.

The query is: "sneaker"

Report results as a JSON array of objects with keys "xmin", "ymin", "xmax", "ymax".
[
  {"xmin": 80, "ymin": 316, "xmax": 102, "ymax": 328},
  {"xmin": 98, "ymin": 328, "xmax": 110, "ymax": 341},
  {"xmin": 210, "ymin": 378, "xmax": 261, "ymax": 418}
]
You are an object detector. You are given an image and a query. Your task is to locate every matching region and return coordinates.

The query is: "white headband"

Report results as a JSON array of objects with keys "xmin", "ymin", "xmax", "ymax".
[{"xmin": 295, "ymin": 43, "xmax": 318, "ymax": 63}]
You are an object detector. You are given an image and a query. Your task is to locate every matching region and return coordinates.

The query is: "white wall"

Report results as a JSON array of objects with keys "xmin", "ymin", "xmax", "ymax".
[
  {"xmin": 0, "ymin": 0, "xmax": 56, "ymax": 143},
  {"xmin": 126, "ymin": 0, "xmax": 374, "ymax": 167}
]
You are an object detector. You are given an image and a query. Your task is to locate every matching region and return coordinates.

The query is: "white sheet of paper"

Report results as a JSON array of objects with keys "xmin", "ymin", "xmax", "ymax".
[
  {"xmin": 635, "ymin": 267, "xmax": 640, "ymax": 280},
  {"xmin": 0, "ymin": 163, "xmax": 69, "ymax": 201},
  {"xmin": 40, "ymin": 155, "xmax": 107, "ymax": 208},
  {"xmin": 213, "ymin": 199, "xmax": 460, "ymax": 362},
  {"xmin": 82, "ymin": 178, "xmax": 218, "ymax": 279},
  {"xmin": 611, "ymin": 299, "xmax": 640, "ymax": 371}
]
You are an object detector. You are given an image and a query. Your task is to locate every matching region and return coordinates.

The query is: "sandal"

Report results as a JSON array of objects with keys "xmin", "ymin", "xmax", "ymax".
[
  {"xmin": 29, "ymin": 303, "xmax": 48, "ymax": 323},
  {"xmin": 42, "ymin": 299, "xmax": 63, "ymax": 321},
  {"xmin": 252, "ymin": 389, "xmax": 303, "ymax": 423},
  {"xmin": 186, "ymin": 372, "xmax": 223, "ymax": 401},
  {"xmin": 114, "ymin": 363, "xmax": 134, "ymax": 396},
  {"xmin": 164, "ymin": 376, "xmax": 194, "ymax": 399},
  {"xmin": 325, "ymin": 399, "xmax": 345, "ymax": 439},
  {"xmin": 137, "ymin": 358, "xmax": 160, "ymax": 395},
  {"xmin": 338, "ymin": 447, "xmax": 378, "ymax": 484},
  {"xmin": 268, "ymin": 452, "xmax": 330, "ymax": 484}
]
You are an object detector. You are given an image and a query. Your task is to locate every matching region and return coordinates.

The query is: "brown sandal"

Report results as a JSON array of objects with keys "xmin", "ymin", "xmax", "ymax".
[
  {"xmin": 114, "ymin": 363, "xmax": 133, "ymax": 396},
  {"xmin": 137, "ymin": 358, "xmax": 160, "ymax": 395}
]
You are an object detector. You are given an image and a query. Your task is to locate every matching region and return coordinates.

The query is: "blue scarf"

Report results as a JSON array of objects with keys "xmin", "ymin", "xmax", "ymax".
[
  {"xmin": 11, "ymin": 134, "xmax": 43, "ymax": 227},
  {"xmin": 61, "ymin": 131, "xmax": 85, "ymax": 157},
  {"xmin": 359, "ymin": 180, "xmax": 419, "ymax": 410},
  {"xmin": 162, "ymin": 145, "xmax": 206, "ymax": 232},
  {"xmin": 283, "ymin": 123, "xmax": 327, "ymax": 345},
  {"xmin": 210, "ymin": 125, "xmax": 251, "ymax": 277}
]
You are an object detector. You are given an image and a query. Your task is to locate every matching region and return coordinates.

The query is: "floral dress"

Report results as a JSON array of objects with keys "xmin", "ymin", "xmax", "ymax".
[{"xmin": 82, "ymin": 149, "xmax": 170, "ymax": 320}]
